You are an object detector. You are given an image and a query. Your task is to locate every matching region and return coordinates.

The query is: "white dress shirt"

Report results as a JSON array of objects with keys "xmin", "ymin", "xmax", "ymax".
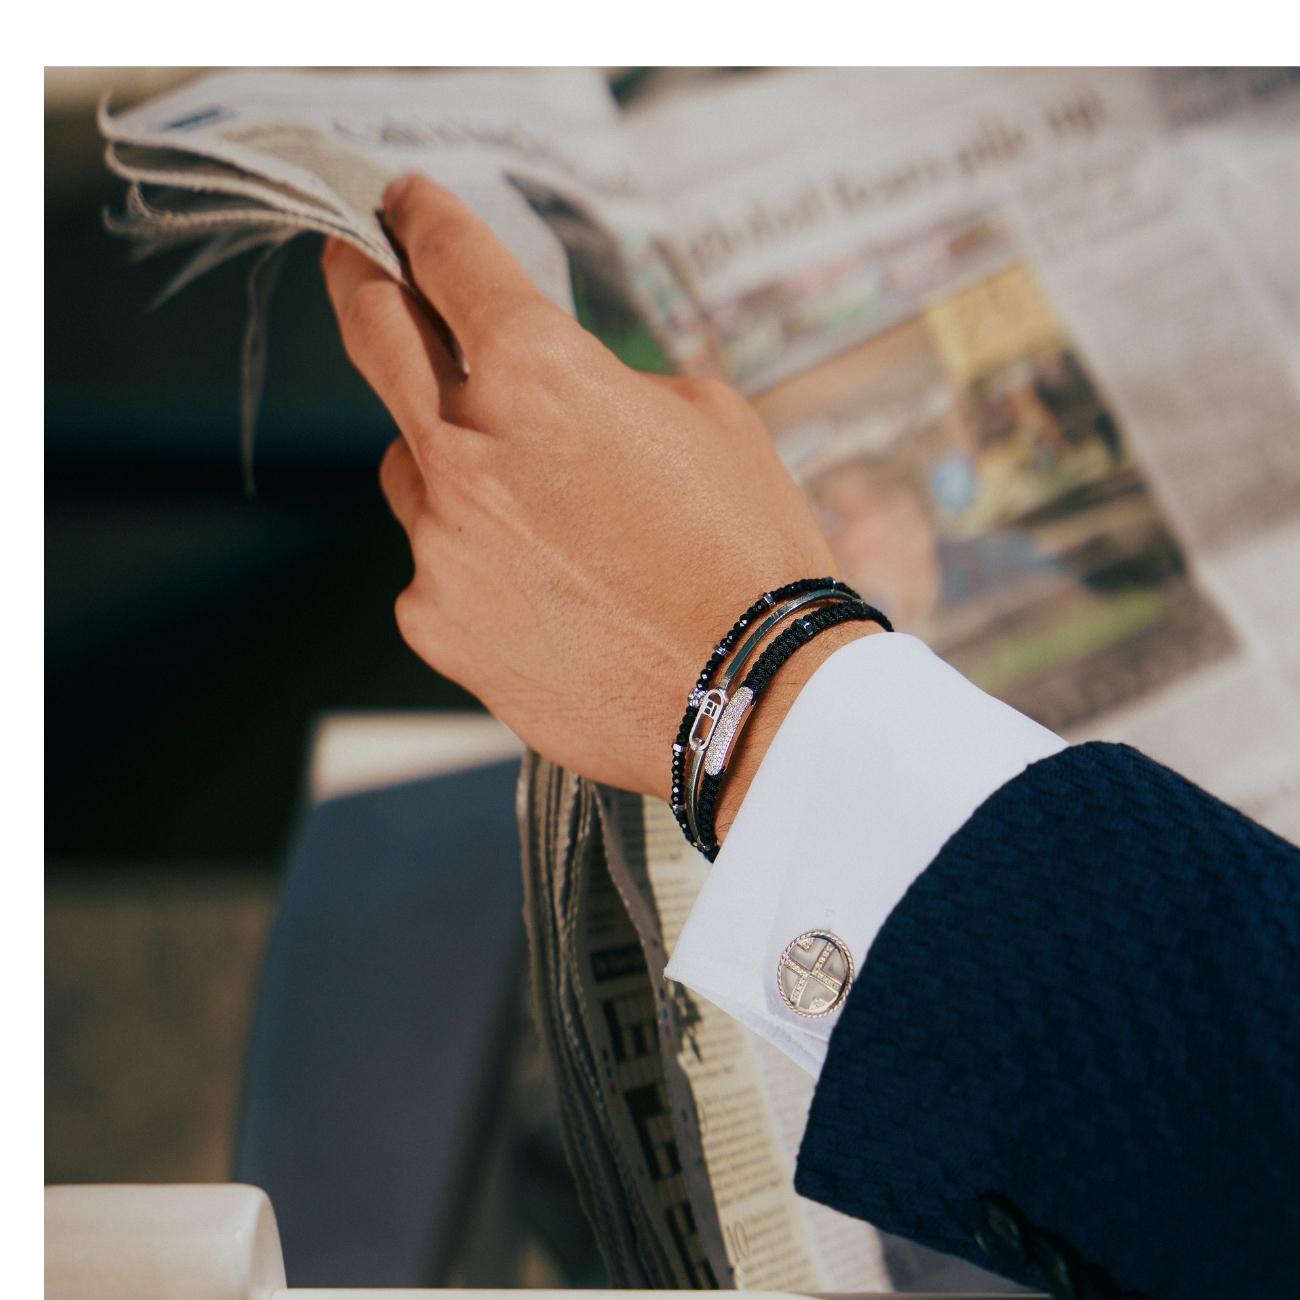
[{"xmin": 664, "ymin": 632, "xmax": 1065, "ymax": 1078}]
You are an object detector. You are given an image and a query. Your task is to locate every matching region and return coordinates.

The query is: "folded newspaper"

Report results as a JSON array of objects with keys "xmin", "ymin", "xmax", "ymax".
[{"xmin": 101, "ymin": 67, "xmax": 1300, "ymax": 1292}]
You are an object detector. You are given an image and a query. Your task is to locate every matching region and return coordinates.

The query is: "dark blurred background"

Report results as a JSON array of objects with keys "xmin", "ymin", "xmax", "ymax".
[
  {"xmin": 46, "ymin": 68, "xmax": 732, "ymax": 1285},
  {"xmin": 46, "ymin": 67, "xmax": 477, "ymax": 1190}
]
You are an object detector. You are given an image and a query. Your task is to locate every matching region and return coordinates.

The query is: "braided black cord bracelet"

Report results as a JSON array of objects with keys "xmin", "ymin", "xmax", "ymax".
[
  {"xmin": 670, "ymin": 577, "xmax": 861, "ymax": 846},
  {"xmin": 682, "ymin": 584, "xmax": 856, "ymax": 844},
  {"xmin": 692, "ymin": 599, "xmax": 892, "ymax": 860}
]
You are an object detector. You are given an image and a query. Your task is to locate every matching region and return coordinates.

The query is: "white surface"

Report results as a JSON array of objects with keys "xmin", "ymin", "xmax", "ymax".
[
  {"xmin": 666, "ymin": 633, "xmax": 1066, "ymax": 1075},
  {"xmin": 45, "ymin": 1184, "xmax": 286, "ymax": 1300},
  {"xmin": 308, "ymin": 710, "xmax": 522, "ymax": 804},
  {"xmin": 45, "ymin": 1183, "xmax": 1040, "ymax": 1298}
]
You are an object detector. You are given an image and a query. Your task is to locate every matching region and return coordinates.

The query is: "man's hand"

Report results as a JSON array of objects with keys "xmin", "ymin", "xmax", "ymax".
[{"xmin": 323, "ymin": 173, "xmax": 875, "ymax": 822}]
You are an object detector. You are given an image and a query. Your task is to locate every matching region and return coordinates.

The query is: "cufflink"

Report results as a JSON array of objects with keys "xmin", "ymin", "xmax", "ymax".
[{"xmin": 777, "ymin": 930, "xmax": 854, "ymax": 1018}]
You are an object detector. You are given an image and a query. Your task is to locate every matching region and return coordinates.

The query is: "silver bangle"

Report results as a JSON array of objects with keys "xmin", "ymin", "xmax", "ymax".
[{"xmin": 683, "ymin": 585, "xmax": 850, "ymax": 847}]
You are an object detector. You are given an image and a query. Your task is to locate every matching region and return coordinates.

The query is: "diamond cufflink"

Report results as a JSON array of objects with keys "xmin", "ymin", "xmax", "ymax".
[{"xmin": 777, "ymin": 930, "xmax": 854, "ymax": 1018}]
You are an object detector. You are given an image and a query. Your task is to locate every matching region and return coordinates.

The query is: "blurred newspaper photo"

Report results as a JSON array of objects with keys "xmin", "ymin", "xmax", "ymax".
[{"xmin": 101, "ymin": 66, "xmax": 1300, "ymax": 1293}]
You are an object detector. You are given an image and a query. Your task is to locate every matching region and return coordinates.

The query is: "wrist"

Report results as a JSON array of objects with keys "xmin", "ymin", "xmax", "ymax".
[{"xmin": 712, "ymin": 621, "xmax": 884, "ymax": 843}]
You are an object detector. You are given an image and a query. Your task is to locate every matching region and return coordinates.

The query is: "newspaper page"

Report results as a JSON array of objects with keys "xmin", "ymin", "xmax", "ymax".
[
  {"xmin": 101, "ymin": 69, "xmax": 718, "ymax": 389},
  {"xmin": 626, "ymin": 67, "xmax": 1300, "ymax": 842},
  {"xmin": 102, "ymin": 69, "xmax": 626, "ymax": 299},
  {"xmin": 518, "ymin": 754, "xmax": 723, "ymax": 1288},
  {"xmin": 602, "ymin": 786, "xmax": 876, "ymax": 1292}
]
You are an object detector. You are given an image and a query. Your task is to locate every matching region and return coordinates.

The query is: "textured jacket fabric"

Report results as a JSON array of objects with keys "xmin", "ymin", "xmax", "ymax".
[{"xmin": 795, "ymin": 742, "xmax": 1300, "ymax": 1299}]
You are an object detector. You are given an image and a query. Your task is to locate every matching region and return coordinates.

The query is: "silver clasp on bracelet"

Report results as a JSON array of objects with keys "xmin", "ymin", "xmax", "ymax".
[
  {"xmin": 687, "ymin": 688, "xmax": 727, "ymax": 752},
  {"xmin": 703, "ymin": 686, "xmax": 754, "ymax": 777}
]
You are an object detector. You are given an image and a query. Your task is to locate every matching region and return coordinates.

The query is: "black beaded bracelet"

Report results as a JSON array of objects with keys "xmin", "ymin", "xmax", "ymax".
[
  {"xmin": 682, "ymin": 584, "xmax": 856, "ymax": 845},
  {"xmin": 670, "ymin": 577, "xmax": 861, "ymax": 847},
  {"xmin": 692, "ymin": 599, "xmax": 892, "ymax": 861}
]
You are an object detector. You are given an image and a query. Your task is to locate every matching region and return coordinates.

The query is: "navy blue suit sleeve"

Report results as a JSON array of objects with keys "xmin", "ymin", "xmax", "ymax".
[{"xmin": 794, "ymin": 742, "xmax": 1300, "ymax": 1300}]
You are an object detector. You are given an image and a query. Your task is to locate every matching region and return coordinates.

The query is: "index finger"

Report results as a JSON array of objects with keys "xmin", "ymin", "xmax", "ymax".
[{"xmin": 381, "ymin": 173, "xmax": 544, "ymax": 360}]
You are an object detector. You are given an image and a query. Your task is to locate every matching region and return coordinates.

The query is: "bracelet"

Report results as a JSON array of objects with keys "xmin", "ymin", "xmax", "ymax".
[
  {"xmin": 671, "ymin": 577, "xmax": 860, "ymax": 848},
  {"xmin": 682, "ymin": 585, "xmax": 855, "ymax": 846},
  {"xmin": 692, "ymin": 599, "xmax": 892, "ymax": 860}
]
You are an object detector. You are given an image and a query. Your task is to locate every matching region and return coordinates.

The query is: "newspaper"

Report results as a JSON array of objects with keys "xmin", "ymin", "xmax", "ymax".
[
  {"xmin": 625, "ymin": 67, "xmax": 1300, "ymax": 838},
  {"xmin": 516, "ymin": 752, "xmax": 1005, "ymax": 1292},
  {"xmin": 99, "ymin": 69, "xmax": 717, "ymax": 483},
  {"xmin": 102, "ymin": 68, "xmax": 1300, "ymax": 1293}
]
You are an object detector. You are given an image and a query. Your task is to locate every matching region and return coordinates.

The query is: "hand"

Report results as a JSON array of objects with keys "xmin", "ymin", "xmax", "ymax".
[{"xmin": 323, "ymin": 174, "xmax": 879, "ymax": 829}]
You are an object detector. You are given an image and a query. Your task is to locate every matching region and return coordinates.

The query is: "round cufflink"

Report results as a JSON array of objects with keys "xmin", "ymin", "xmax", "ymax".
[{"xmin": 777, "ymin": 930, "xmax": 854, "ymax": 1018}]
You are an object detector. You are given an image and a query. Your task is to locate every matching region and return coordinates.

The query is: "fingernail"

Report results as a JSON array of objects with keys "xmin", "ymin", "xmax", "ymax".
[{"xmin": 382, "ymin": 173, "xmax": 416, "ymax": 212}]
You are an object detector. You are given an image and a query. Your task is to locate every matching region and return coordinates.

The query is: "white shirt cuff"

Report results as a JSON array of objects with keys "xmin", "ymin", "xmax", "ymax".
[{"xmin": 663, "ymin": 632, "xmax": 1066, "ymax": 1077}]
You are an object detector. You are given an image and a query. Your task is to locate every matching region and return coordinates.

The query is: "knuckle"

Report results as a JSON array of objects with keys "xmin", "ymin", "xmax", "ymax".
[
  {"xmin": 694, "ymin": 376, "xmax": 735, "ymax": 402},
  {"xmin": 683, "ymin": 375, "xmax": 748, "ymax": 416}
]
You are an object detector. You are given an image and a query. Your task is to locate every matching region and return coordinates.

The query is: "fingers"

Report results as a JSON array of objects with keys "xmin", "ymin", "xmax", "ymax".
[
  {"xmin": 380, "ymin": 174, "xmax": 546, "ymax": 359},
  {"xmin": 321, "ymin": 237, "xmax": 460, "ymax": 446},
  {"xmin": 379, "ymin": 437, "xmax": 425, "ymax": 536}
]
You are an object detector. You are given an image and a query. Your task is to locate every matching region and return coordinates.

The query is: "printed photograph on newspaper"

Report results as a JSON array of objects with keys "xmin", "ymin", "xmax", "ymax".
[{"xmin": 720, "ymin": 210, "xmax": 1236, "ymax": 732}]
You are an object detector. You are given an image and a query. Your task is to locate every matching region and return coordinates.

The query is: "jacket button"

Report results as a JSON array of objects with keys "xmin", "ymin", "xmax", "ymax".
[{"xmin": 973, "ymin": 1193, "xmax": 1027, "ymax": 1271}]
